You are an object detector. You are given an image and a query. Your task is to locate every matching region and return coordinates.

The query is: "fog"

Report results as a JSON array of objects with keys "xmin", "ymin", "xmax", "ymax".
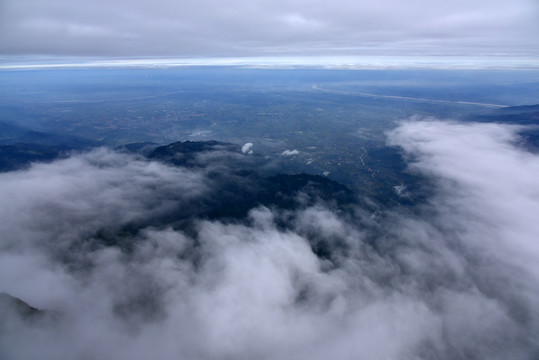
[{"xmin": 1, "ymin": 120, "xmax": 538, "ymax": 359}]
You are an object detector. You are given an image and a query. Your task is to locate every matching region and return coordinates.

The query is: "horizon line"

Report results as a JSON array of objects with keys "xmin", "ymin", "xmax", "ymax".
[{"xmin": 1, "ymin": 55, "xmax": 539, "ymax": 71}]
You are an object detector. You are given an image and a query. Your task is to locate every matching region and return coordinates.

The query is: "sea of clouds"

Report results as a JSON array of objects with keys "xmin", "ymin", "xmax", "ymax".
[{"xmin": 1, "ymin": 120, "xmax": 538, "ymax": 360}]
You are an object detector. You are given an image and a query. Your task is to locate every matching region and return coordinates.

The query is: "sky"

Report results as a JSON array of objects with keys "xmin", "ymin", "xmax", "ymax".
[
  {"xmin": 1, "ymin": 119, "xmax": 539, "ymax": 359},
  {"xmin": 1, "ymin": 0, "xmax": 538, "ymax": 65}
]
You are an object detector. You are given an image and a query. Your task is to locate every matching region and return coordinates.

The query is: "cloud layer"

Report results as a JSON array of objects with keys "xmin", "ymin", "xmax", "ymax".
[
  {"xmin": 1, "ymin": 120, "xmax": 538, "ymax": 359},
  {"xmin": 0, "ymin": 0, "xmax": 537, "ymax": 58}
]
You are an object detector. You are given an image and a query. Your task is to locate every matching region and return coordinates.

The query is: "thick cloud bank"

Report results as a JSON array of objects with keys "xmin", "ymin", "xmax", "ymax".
[
  {"xmin": 1, "ymin": 121, "xmax": 538, "ymax": 359},
  {"xmin": 1, "ymin": 0, "xmax": 537, "ymax": 57}
]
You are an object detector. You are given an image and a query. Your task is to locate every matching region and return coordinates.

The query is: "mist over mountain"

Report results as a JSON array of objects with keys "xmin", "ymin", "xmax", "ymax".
[{"xmin": 1, "ymin": 119, "xmax": 538, "ymax": 360}]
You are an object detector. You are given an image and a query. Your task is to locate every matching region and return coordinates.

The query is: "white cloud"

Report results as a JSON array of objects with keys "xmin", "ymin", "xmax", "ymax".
[
  {"xmin": 241, "ymin": 142, "xmax": 253, "ymax": 154},
  {"xmin": 1, "ymin": 120, "xmax": 539, "ymax": 359},
  {"xmin": 281, "ymin": 149, "xmax": 299, "ymax": 156},
  {"xmin": 388, "ymin": 120, "xmax": 539, "ymax": 281},
  {"xmin": 393, "ymin": 184, "xmax": 408, "ymax": 196}
]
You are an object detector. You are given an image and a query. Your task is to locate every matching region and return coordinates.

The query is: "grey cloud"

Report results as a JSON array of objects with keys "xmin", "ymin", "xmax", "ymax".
[
  {"xmin": 1, "ymin": 120, "xmax": 539, "ymax": 359},
  {"xmin": 0, "ymin": 148, "xmax": 208, "ymax": 259},
  {"xmin": 0, "ymin": 0, "xmax": 537, "ymax": 57}
]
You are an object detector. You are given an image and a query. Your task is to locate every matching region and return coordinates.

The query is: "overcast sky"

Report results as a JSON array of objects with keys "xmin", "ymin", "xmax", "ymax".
[{"xmin": 0, "ymin": 0, "xmax": 538, "ymax": 61}]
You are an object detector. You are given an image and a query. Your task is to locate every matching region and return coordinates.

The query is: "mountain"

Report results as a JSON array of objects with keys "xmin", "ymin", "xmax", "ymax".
[
  {"xmin": 144, "ymin": 140, "xmax": 355, "ymax": 223},
  {"xmin": 474, "ymin": 104, "xmax": 539, "ymax": 125},
  {"xmin": 60, "ymin": 139, "xmax": 359, "ymax": 250},
  {"xmin": 0, "ymin": 121, "xmax": 97, "ymax": 148},
  {"xmin": 474, "ymin": 104, "xmax": 539, "ymax": 150},
  {"xmin": 147, "ymin": 140, "xmax": 243, "ymax": 167},
  {"xmin": 115, "ymin": 142, "xmax": 159, "ymax": 155},
  {"xmin": 0, "ymin": 292, "xmax": 44, "ymax": 321},
  {"xmin": 0, "ymin": 143, "xmax": 71, "ymax": 172},
  {"xmin": 0, "ymin": 122, "xmax": 99, "ymax": 171}
]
